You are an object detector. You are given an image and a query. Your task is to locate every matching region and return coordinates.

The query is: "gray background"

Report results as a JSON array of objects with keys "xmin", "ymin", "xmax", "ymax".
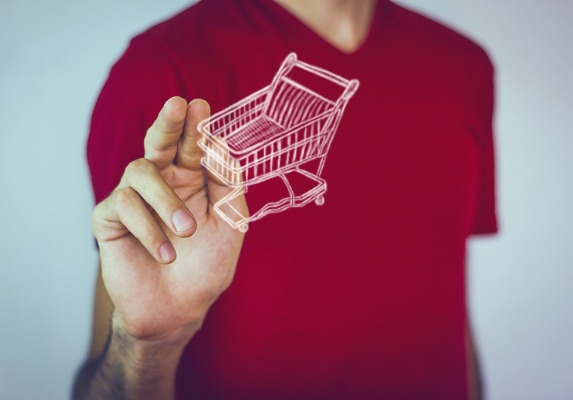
[{"xmin": 1, "ymin": 1, "xmax": 571, "ymax": 399}]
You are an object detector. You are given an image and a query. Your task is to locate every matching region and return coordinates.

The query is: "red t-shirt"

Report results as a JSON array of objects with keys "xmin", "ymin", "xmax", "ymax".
[{"xmin": 87, "ymin": 1, "xmax": 498, "ymax": 399}]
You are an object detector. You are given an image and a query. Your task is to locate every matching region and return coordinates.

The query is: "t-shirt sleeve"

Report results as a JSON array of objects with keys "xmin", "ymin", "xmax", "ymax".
[
  {"xmin": 469, "ymin": 52, "xmax": 499, "ymax": 235},
  {"xmin": 87, "ymin": 36, "xmax": 188, "ymax": 205}
]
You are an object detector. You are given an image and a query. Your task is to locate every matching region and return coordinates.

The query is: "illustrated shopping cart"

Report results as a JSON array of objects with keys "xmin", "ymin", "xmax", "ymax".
[{"xmin": 198, "ymin": 53, "xmax": 359, "ymax": 232}]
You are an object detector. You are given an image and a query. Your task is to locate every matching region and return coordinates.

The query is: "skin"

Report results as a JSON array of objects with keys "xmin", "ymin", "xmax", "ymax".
[
  {"xmin": 274, "ymin": 0, "xmax": 377, "ymax": 53},
  {"xmin": 74, "ymin": 98, "xmax": 248, "ymax": 399},
  {"xmin": 74, "ymin": 2, "xmax": 483, "ymax": 399}
]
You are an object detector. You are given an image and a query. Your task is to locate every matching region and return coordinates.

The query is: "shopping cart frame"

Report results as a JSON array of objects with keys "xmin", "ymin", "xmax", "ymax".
[{"xmin": 198, "ymin": 53, "xmax": 359, "ymax": 231}]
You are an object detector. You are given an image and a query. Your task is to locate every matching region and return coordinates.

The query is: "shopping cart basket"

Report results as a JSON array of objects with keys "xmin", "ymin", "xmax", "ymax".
[{"xmin": 198, "ymin": 53, "xmax": 359, "ymax": 232}]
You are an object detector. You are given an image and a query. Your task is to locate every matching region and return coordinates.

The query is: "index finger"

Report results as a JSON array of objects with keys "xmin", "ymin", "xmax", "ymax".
[
  {"xmin": 144, "ymin": 96, "xmax": 188, "ymax": 169},
  {"xmin": 176, "ymin": 98, "xmax": 210, "ymax": 171}
]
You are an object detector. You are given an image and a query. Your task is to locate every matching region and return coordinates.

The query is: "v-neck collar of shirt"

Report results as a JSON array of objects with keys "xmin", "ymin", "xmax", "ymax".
[{"xmin": 258, "ymin": 0, "xmax": 388, "ymax": 59}]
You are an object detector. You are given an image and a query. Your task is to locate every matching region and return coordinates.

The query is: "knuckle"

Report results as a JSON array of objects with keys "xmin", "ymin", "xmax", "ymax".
[
  {"xmin": 91, "ymin": 196, "xmax": 117, "ymax": 240},
  {"xmin": 125, "ymin": 158, "xmax": 153, "ymax": 177},
  {"xmin": 92, "ymin": 201, "xmax": 103, "ymax": 220},
  {"xmin": 113, "ymin": 187, "xmax": 137, "ymax": 210},
  {"xmin": 91, "ymin": 203, "xmax": 105, "ymax": 236}
]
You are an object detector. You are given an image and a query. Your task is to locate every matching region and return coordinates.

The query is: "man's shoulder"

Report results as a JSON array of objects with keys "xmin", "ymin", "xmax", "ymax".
[
  {"xmin": 387, "ymin": 1, "xmax": 492, "ymax": 69},
  {"xmin": 130, "ymin": 0, "xmax": 254, "ymax": 53}
]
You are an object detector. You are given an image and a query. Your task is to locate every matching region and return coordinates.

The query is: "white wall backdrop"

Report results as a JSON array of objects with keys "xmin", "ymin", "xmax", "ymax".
[{"xmin": 0, "ymin": 1, "xmax": 571, "ymax": 399}]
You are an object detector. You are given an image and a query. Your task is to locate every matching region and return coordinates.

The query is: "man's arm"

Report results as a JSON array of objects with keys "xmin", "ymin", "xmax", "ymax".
[
  {"xmin": 73, "ymin": 264, "xmax": 112, "ymax": 399},
  {"xmin": 74, "ymin": 293, "xmax": 197, "ymax": 400},
  {"xmin": 467, "ymin": 319, "xmax": 484, "ymax": 400},
  {"xmin": 73, "ymin": 263, "xmax": 197, "ymax": 400},
  {"xmin": 73, "ymin": 97, "xmax": 248, "ymax": 399}
]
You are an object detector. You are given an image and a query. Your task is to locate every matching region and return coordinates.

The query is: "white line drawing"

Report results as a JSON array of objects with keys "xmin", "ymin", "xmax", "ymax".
[{"xmin": 198, "ymin": 53, "xmax": 359, "ymax": 232}]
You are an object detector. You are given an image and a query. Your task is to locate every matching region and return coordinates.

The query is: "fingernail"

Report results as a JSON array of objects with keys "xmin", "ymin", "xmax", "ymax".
[
  {"xmin": 159, "ymin": 243, "xmax": 175, "ymax": 263},
  {"xmin": 173, "ymin": 210, "xmax": 194, "ymax": 232}
]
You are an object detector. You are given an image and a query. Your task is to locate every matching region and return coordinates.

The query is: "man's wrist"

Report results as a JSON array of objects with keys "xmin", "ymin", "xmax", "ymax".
[
  {"xmin": 90, "ymin": 319, "xmax": 201, "ymax": 400},
  {"xmin": 110, "ymin": 314, "xmax": 201, "ymax": 368}
]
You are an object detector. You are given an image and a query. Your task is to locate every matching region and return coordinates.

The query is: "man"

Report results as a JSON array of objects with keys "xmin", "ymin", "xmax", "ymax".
[{"xmin": 74, "ymin": 0, "xmax": 497, "ymax": 399}]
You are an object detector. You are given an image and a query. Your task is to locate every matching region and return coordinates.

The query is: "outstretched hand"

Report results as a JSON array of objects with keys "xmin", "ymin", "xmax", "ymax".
[{"xmin": 92, "ymin": 97, "xmax": 248, "ymax": 341}]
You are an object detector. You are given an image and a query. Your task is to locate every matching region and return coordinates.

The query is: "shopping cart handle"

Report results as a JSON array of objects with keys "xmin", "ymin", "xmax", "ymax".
[
  {"xmin": 269, "ymin": 53, "xmax": 298, "ymax": 92},
  {"xmin": 284, "ymin": 52, "xmax": 298, "ymax": 67},
  {"xmin": 341, "ymin": 79, "xmax": 360, "ymax": 101}
]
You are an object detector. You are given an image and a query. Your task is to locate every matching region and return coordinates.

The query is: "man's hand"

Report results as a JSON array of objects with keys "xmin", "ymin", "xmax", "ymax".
[{"xmin": 92, "ymin": 97, "xmax": 248, "ymax": 342}]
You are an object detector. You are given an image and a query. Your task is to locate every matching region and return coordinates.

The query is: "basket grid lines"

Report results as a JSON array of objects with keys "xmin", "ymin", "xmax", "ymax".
[{"xmin": 197, "ymin": 53, "xmax": 359, "ymax": 230}]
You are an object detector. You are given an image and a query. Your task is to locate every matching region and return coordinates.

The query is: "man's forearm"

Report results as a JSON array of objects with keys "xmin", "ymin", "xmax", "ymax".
[{"xmin": 74, "ymin": 324, "xmax": 194, "ymax": 400}]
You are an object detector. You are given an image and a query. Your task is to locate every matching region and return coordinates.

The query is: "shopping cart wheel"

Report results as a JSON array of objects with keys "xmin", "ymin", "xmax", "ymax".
[
  {"xmin": 239, "ymin": 224, "xmax": 249, "ymax": 233},
  {"xmin": 315, "ymin": 196, "xmax": 325, "ymax": 206}
]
